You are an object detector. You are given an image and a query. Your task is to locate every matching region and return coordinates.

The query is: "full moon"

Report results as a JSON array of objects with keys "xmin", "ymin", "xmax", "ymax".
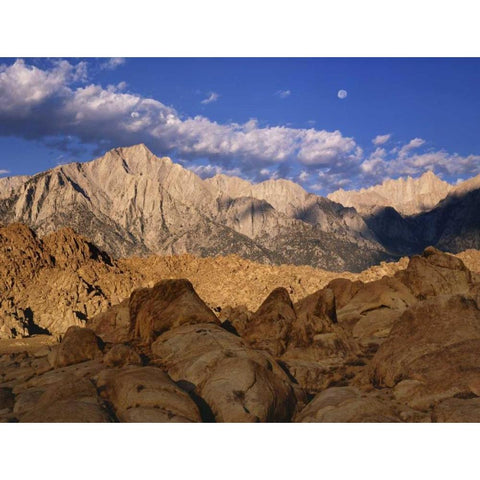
[{"xmin": 337, "ymin": 89, "xmax": 348, "ymax": 99}]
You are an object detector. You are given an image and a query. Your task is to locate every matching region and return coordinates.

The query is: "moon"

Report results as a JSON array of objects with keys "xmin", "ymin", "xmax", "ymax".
[{"xmin": 337, "ymin": 89, "xmax": 348, "ymax": 99}]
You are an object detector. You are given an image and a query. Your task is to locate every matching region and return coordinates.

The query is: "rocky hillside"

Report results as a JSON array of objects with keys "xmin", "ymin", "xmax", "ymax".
[
  {"xmin": 0, "ymin": 144, "xmax": 392, "ymax": 272},
  {"xmin": 0, "ymin": 223, "xmax": 411, "ymax": 340},
  {"xmin": 2, "ymin": 244, "xmax": 480, "ymax": 422}
]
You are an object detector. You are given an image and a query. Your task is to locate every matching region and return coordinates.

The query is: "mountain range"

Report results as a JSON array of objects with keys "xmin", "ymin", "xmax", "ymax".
[{"xmin": 1, "ymin": 143, "xmax": 480, "ymax": 271}]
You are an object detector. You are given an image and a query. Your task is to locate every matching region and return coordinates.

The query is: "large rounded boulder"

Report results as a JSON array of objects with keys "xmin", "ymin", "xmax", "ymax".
[
  {"xmin": 151, "ymin": 323, "xmax": 298, "ymax": 422},
  {"xmin": 130, "ymin": 279, "xmax": 220, "ymax": 343}
]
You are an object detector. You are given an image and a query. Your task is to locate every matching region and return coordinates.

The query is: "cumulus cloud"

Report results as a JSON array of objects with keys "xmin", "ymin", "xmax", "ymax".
[
  {"xmin": 101, "ymin": 58, "xmax": 126, "ymax": 70},
  {"xmin": 0, "ymin": 60, "xmax": 361, "ymax": 182},
  {"xmin": 398, "ymin": 137, "xmax": 426, "ymax": 158},
  {"xmin": 372, "ymin": 133, "xmax": 391, "ymax": 145},
  {"xmin": 187, "ymin": 163, "xmax": 241, "ymax": 178},
  {"xmin": 200, "ymin": 92, "xmax": 219, "ymax": 104},
  {"xmin": 275, "ymin": 89, "xmax": 291, "ymax": 99},
  {"xmin": 1, "ymin": 59, "xmax": 479, "ymax": 194}
]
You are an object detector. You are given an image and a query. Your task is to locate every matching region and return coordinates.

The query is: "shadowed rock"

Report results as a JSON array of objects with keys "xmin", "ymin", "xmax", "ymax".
[
  {"xmin": 96, "ymin": 366, "xmax": 202, "ymax": 422},
  {"xmin": 49, "ymin": 326, "xmax": 104, "ymax": 368},
  {"xmin": 337, "ymin": 276, "xmax": 417, "ymax": 347},
  {"xmin": 283, "ymin": 288, "xmax": 357, "ymax": 363},
  {"xmin": 242, "ymin": 287, "xmax": 296, "ymax": 356},
  {"xmin": 432, "ymin": 397, "xmax": 480, "ymax": 422},
  {"xmin": 396, "ymin": 246, "xmax": 474, "ymax": 298},
  {"xmin": 130, "ymin": 279, "xmax": 219, "ymax": 343},
  {"xmin": 151, "ymin": 323, "xmax": 298, "ymax": 422},
  {"xmin": 18, "ymin": 376, "xmax": 111, "ymax": 423},
  {"xmin": 89, "ymin": 299, "xmax": 131, "ymax": 344},
  {"xmin": 103, "ymin": 344, "xmax": 142, "ymax": 368},
  {"xmin": 369, "ymin": 294, "xmax": 480, "ymax": 408},
  {"xmin": 294, "ymin": 386, "xmax": 427, "ymax": 423}
]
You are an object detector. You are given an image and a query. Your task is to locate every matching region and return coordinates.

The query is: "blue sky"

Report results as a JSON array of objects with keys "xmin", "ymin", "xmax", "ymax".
[{"xmin": 0, "ymin": 57, "xmax": 480, "ymax": 194}]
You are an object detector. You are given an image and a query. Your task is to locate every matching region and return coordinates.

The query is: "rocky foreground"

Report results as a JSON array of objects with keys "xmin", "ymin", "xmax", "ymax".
[{"xmin": 2, "ymin": 233, "xmax": 480, "ymax": 421}]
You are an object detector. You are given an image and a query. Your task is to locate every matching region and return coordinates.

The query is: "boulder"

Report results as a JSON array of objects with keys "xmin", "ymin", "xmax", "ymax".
[
  {"xmin": 218, "ymin": 305, "xmax": 252, "ymax": 337},
  {"xmin": 279, "ymin": 359, "xmax": 341, "ymax": 395},
  {"xmin": 294, "ymin": 386, "xmax": 425, "ymax": 423},
  {"xmin": 396, "ymin": 246, "xmax": 474, "ymax": 299},
  {"xmin": 432, "ymin": 397, "xmax": 480, "ymax": 422},
  {"xmin": 103, "ymin": 344, "xmax": 142, "ymax": 368},
  {"xmin": 326, "ymin": 278, "xmax": 364, "ymax": 310},
  {"xmin": 284, "ymin": 288, "xmax": 357, "ymax": 362},
  {"xmin": 200, "ymin": 357, "xmax": 296, "ymax": 422},
  {"xmin": 242, "ymin": 287, "xmax": 296, "ymax": 356},
  {"xmin": 89, "ymin": 298, "xmax": 131, "ymax": 344},
  {"xmin": 130, "ymin": 279, "xmax": 219, "ymax": 343},
  {"xmin": 0, "ymin": 387, "xmax": 14, "ymax": 411},
  {"xmin": 95, "ymin": 366, "xmax": 202, "ymax": 422},
  {"xmin": 151, "ymin": 323, "xmax": 298, "ymax": 422},
  {"xmin": 337, "ymin": 276, "xmax": 417, "ymax": 348},
  {"xmin": 370, "ymin": 295, "xmax": 480, "ymax": 408},
  {"xmin": 49, "ymin": 326, "xmax": 104, "ymax": 368},
  {"xmin": 17, "ymin": 376, "xmax": 111, "ymax": 422}
]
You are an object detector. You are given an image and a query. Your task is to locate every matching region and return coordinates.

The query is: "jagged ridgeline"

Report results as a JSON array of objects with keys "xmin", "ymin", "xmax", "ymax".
[
  {"xmin": 2, "ymin": 144, "xmax": 480, "ymax": 271},
  {"xmin": 0, "ymin": 144, "xmax": 391, "ymax": 272}
]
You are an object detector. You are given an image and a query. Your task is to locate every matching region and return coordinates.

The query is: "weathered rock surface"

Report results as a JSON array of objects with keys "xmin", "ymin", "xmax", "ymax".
[
  {"xmin": 103, "ymin": 344, "xmax": 142, "ymax": 368},
  {"xmin": 151, "ymin": 323, "xmax": 298, "ymax": 422},
  {"xmin": 432, "ymin": 397, "xmax": 480, "ymax": 422},
  {"xmin": 337, "ymin": 276, "xmax": 417, "ymax": 348},
  {"xmin": 96, "ymin": 366, "xmax": 202, "ymax": 422},
  {"xmin": 396, "ymin": 246, "xmax": 474, "ymax": 298},
  {"xmin": 294, "ymin": 386, "xmax": 426, "ymax": 423},
  {"xmin": 242, "ymin": 287, "xmax": 296, "ymax": 356},
  {"xmin": 49, "ymin": 326, "xmax": 104, "ymax": 368},
  {"xmin": 18, "ymin": 376, "xmax": 111, "ymax": 423},
  {"xmin": 285, "ymin": 288, "xmax": 357, "ymax": 362},
  {"xmin": 369, "ymin": 294, "xmax": 480, "ymax": 408},
  {"xmin": 130, "ymin": 279, "xmax": 220, "ymax": 343}
]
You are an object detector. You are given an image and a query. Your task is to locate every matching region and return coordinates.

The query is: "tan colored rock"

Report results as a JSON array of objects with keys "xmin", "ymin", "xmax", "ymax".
[
  {"xmin": 18, "ymin": 376, "xmax": 111, "ymax": 423},
  {"xmin": 294, "ymin": 386, "xmax": 425, "ymax": 423},
  {"xmin": 49, "ymin": 326, "xmax": 104, "ymax": 368},
  {"xmin": 130, "ymin": 279, "xmax": 220, "ymax": 343},
  {"xmin": 279, "ymin": 359, "xmax": 342, "ymax": 395},
  {"xmin": 89, "ymin": 299, "xmax": 131, "ymax": 344},
  {"xmin": 242, "ymin": 287, "xmax": 296, "ymax": 356},
  {"xmin": 432, "ymin": 397, "xmax": 480, "ymax": 422},
  {"xmin": 337, "ymin": 276, "xmax": 417, "ymax": 348},
  {"xmin": 96, "ymin": 366, "xmax": 201, "ymax": 422},
  {"xmin": 103, "ymin": 344, "xmax": 142, "ymax": 368},
  {"xmin": 396, "ymin": 247, "xmax": 474, "ymax": 298},
  {"xmin": 151, "ymin": 323, "xmax": 297, "ymax": 422},
  {"xmin": 283, "ymin": 288, "xmax": 357, "ymax": 363},
  {"xmin": 201, "ymin": 357, "xmax": 296, "ymax": 422},
  {"xmin": 370, "ymin": 295, "xmax": 480, "ymax": 408},
  {"xmin": 326, "ymin": 278, "xmax": 364, "ymax": 310}
]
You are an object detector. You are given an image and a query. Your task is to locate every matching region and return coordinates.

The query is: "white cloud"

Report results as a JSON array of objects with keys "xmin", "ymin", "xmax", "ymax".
[
  {"xmin": 337, "ymin": 89, "xmax": 347, "ymax": 99},
  {"xmin": 372, "ymin": 133, "xmax": 391, "ymax": 145},
  {"xmin": 298, "ymin": 170, "xmax": 309, "ymax": 182},
  {"xmin": 2, "ymin": 60, "xmax": 480, "ymax": 194},
  {"xmin": 0, "ymin": 169, "xmax": 9, "ymax": 175},
  {"xmin": 275, "ymin": 89, "xmax": 291, "ymax": 99},
  {"xmin": 201, "ymin": 92, "xmax": 219, "ymax": 104},
  {"xmin": 101, "ymin": 58, "xmax": 125, "ymax": 70},
  {"xmin": 398, "ymin": 137, "xmax": 426, "ymax": 158},
  {"xmin": 187, "ymin": 163, "xmax": 241, "ymax": 178}
]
